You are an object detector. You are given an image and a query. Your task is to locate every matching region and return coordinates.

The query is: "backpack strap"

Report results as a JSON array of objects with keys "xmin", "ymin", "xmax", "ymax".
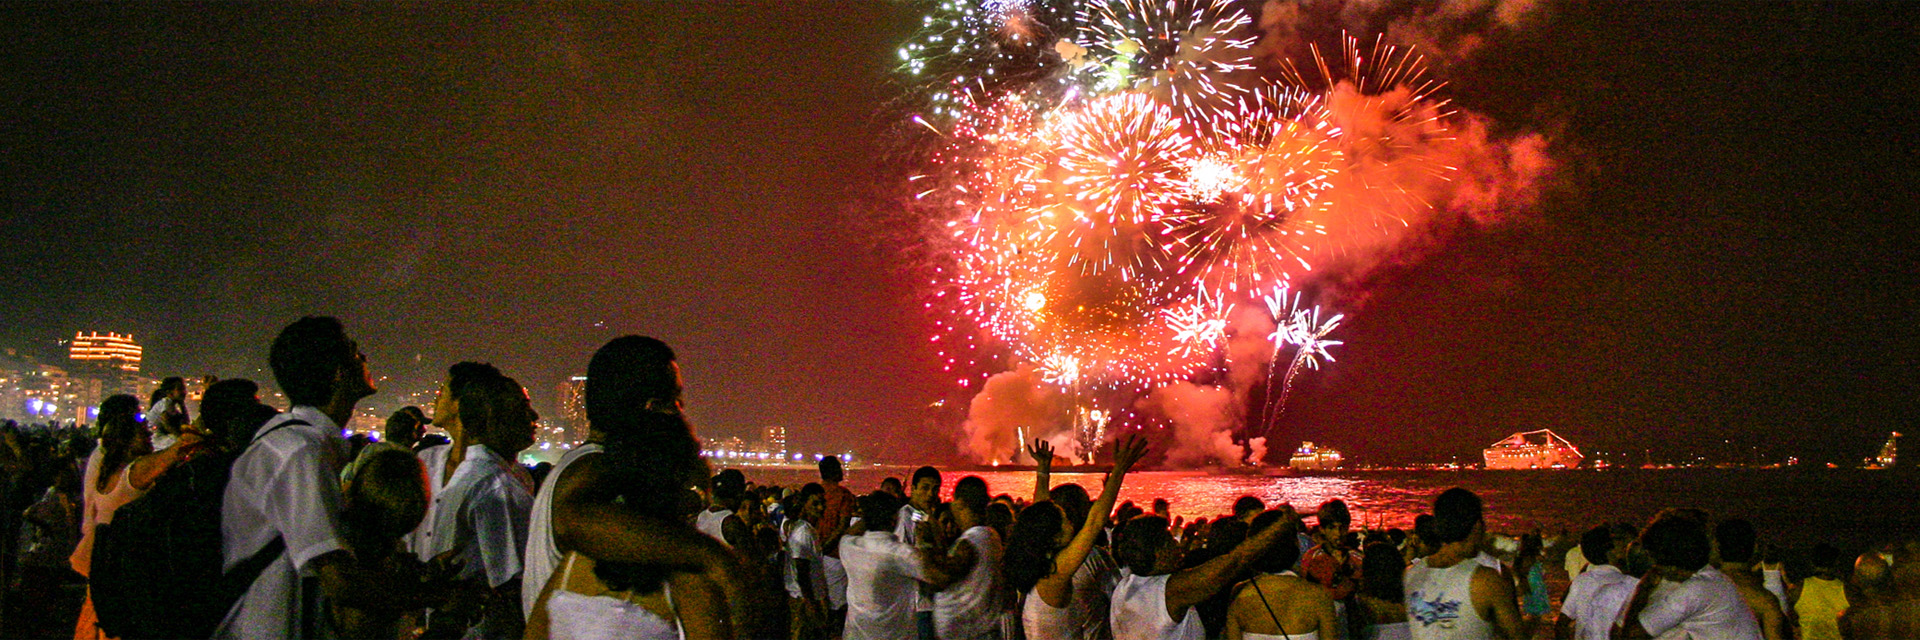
[{"xmin": 216, "ymin": 418, "xmax": 314, "ymax": 603}]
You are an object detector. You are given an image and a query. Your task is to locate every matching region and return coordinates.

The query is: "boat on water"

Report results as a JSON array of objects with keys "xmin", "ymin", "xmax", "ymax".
[
  {"xmin": 1289, "ymin": 442, "xmax": 1344, "ymax": 471},
  {"xmin": 1483, "ymin": 429, "xmax": 1584, "ymax": 470},
  {"xmin": 1863, "ymin": 432, "xmax": 1901, "ymax": 469}
]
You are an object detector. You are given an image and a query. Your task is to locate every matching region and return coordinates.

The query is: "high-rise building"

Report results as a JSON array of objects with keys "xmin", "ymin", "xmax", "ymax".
[
  {"xmin": 69, "ymin": 332, "xmax": 142, "ymax": 372},
  {"xmin": 555, "ymin": 376, "xmax": 587, "ymax": 443},
  {"xmin": 759, "ymin": 425, "xmax": 787, "ymax": 458}
]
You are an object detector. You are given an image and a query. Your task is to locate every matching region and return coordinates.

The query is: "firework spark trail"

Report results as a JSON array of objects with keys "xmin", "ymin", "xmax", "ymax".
[{"xmin": 1257, "ymin": 284, "xmax": 1343, "ymax": 433}]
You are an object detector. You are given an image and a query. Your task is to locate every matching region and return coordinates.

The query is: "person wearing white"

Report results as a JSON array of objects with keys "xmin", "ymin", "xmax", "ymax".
[
  {"xmin": 937, "ymin": 524, "xmax": 1006, "ymax": 640},
  {"xmin": 406, "ymin": 362, "xmax": 497, "ymax": 559},
  {"xmin": 1613, "ymin": 514, "xmax": 1761, "ymax": 640},
  {"xmin": 1403, "ymin": 488, "xmax": 1524, "ymax": 640},
  {"xmin": 425, "ymin": 373, "xmax": 539, "ymax": 639},
  {"xmin": 408, "ymin": 441, "xmax": 452, "ymax": 557},
  {"xmin": 146, "ymin": 395, "xmax": 181, "ymax": 451},
  {"xmin": 217, "ymin": 402, "xmax": 358, "ymax": 635},
  {"xmin": 1112, "ymin": 572, "xmax": 1206, "ymax": 640},
  {"xmin": 1563, "ymin": 563, "xmax": 1635, "ymax": 640},
  {"xmin": 430, "ymin": 444, "xmax": 536, "ymax": 588},
  {"xmin": 1559, "ymin": 526, "xmax": 1637, "ymax": 640},
  {"xmin": 1109, "ymin": 495, "xmax": 1298, "ymax": 640},
  {"xmin": 843, "ymin": 492, "xmax": 932, "ymax": 640},
  {"xmin": 1619, "ymin": 566, "xmax": 1759, "ymax": 640},
  {"xmin": 520, "ymin": 443, "xmax": 603, "ymax": 619},
  {"xmin": 930, "ymin": 513, "xmax": 1006, "ymax": 639},
  {"xmin": 784, "ymin": 490, "xmax": 829, "ymax": 636},
  {"xmin": 694, "ymin": 507, "xmax": 733, "ymax": 545},
  {"xmin": 541, "ymin": 553, "xmax": 684, "ymax": 640},
  {"xmin": 1012, "ymin": 437, "xmax": 1144, "ymax": 640},
  {"xmin": 897, "ymin": 466, "xmax": 942, "ymax": 640},
  {"xmin": 218, "ymin": 407, "xmax": 349, "ymax": 640}
]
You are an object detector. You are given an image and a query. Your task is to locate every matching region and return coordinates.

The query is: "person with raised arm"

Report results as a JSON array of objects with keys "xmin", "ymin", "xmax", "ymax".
[
  {"xmin": 1011, "ymin": 436, "xmax": 1148, "ymax": 640},
  {"xmin": 1110, "ymin": 497, "xmax": 1299, "ymax": 639}
]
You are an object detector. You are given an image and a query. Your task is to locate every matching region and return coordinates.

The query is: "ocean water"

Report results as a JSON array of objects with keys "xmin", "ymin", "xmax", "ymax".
[{"xmin": 736, "ymin": 467, "xmax": 1920, "ymax": 557}]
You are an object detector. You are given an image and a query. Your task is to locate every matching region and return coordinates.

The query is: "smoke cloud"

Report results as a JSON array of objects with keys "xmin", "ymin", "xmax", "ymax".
[{"xmin": 959, "ymin": 364, "xmax": 1069, "ymax": 464}]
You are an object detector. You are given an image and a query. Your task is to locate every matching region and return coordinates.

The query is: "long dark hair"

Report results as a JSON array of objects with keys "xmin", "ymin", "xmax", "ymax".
[
  {"xmin": 1006, "ymin": 501, "xmax": 1066, "ymax": 593},
  {"xmin": 93, "ymin": 395, "xmax": 144, "ymax": 493},
  {"xmin": 592, "ymin": 410, "xmax": 708, "ymax": 594}
]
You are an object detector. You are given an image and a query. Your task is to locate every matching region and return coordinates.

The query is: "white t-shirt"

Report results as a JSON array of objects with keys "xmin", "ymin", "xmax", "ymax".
[
  {"xmin": 520, "ymin": 443, "xmax": 601, "ymax": 619},
  {"xmin": 785, "ymin": 519, "xmax": 826, "ymax": 599},
  {"xmin": 1111, "ymin": 571, "xmax": 1204, "ymax": 640},
  {"xmin": 215, "ymin": 407, "xmax": 349, "ymax": 639},
  {"xmin": 1404, "ymin": 557, "xmax": 1493, "ymax": 640},
  {"xmin": 406, "ymin": 442, "xmax": 453, "ymax": 558},
  {"xmin": 1634, "ymin": 567, "xmax": 1762, "ymax": 640},
  {"xmin": 934, "ymin": 525, "xmax": 1006, "ymax": 640},
  {"xmin": 841, "ymin": 531, "xmax": 928, "ymax": 640},
  {"xmin": 429, "ymin": 444, "xmax": 535, "ymax": 589},
  {"xmin": 1563, "ymin": 564, "xmax": 1633, "ymax": 640}
]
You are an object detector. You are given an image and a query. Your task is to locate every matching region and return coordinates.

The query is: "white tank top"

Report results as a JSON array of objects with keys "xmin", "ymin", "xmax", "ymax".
[
  {"xmin": 545, "ymin": 554, "xmax": 684, "ymax": 640},
  {"xmin": 934, "ymin": 526, "xmax": 1007, "ymax": 640},
  {"xmin": 695, "ymin": 508, "xmax": 733, "ymax": 546},
  {"xmin": 1405, "ymin": 557, "xmax": 1492, "ymax": 640},
  {"xmin": 1111, "ymin": 572, "xmax": 1204, "ymax": 640},
  {"xmin": 520, "ymin": 443, "xmax": 602, "ymax": 618}
]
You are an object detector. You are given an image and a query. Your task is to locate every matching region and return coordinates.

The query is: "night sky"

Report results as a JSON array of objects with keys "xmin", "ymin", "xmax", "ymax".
[{"xmin": 3, "ymin": 2, "xmax": 1914, "ymax": 465}]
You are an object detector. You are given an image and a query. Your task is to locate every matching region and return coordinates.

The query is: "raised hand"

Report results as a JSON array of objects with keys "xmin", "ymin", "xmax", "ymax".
[
  {"xmin": 1028, "ymin": 438, "xmax": 1056, "ymax": 470},
  {"xmin": 1110, "ymin": 434, "xmax": 1149, "ymax": 477}
]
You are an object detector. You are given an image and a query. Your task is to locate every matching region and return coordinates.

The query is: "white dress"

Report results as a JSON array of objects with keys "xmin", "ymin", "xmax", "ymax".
[{"xmin": 545, "ymin": 554, "xmax": 684, "ymax": 640}]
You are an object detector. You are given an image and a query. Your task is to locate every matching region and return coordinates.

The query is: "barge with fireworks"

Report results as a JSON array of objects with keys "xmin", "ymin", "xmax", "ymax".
[
  {"xmin": 1483, "ymin": 429, "xmax": 1584, "ymax": 470},
  {"xmin": 1289, "ymin": 442, "xmax": 1344, "ymax": 471}
]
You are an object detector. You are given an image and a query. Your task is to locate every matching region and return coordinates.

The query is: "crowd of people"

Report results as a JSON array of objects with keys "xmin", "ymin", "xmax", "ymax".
[{"xmin": 1, "ymin": 315, "xmax": 1917, "ymax": 639}]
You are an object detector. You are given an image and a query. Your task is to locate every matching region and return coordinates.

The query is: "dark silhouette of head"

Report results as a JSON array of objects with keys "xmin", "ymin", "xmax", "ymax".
[
  {"xmin": 585, "ymin": 336, "xmax": 681, "ymax": 436},
  {"xmin": 819, "ymin": 454, "xmax": 845, "ymax": 483},
  {"xmin": 1007, "ymin": 501, "xmax": 1068, "ymax": 592},
  {"xmin": 1640, "ymin": 515, "xmax": 1712, "ymax": 572},
  {"xmin": 1430, "ymin": 487, "xmax": 1482, "ymax": 545},
  {"xmin": 270, "ymin": 316, "xmax": 370, "ymax": 408},
  {"xmin": 860, "ymin": 490, "xmax": 901, "ymax": 532}
]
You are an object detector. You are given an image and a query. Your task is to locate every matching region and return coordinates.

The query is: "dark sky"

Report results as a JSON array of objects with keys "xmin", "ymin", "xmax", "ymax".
[{"xmin": 2, "ymin": 2, "xmax": 1914, "ymax": 464}]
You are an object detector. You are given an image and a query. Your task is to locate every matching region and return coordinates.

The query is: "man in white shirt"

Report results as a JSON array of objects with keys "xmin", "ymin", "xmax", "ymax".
[
  {"xmin": 407, "ymin": 361, "xmax": 501, "ymax": 559},
  {"xmin": 1614, "ymin": 514, "xmax": 1761, "ymax": 640},
  {"xmin": 923, "ymin": 476, "xmax": 1005, "ymax": 640},
  {"xmin": 216, "ymin": 316, "xmax": 379, "ymax": 639},
  {"xmin": 1559, "ymin": 524, "xmax": 1638, "ymax": 640},
  {"xmin": 842, "ymin": 491, "xmax": 932, "ymax": 640},
  {"xmin": 427, "ymin": 372, "xmax": 539, "ymax": 640},
  {"xmin": 893, "ymin": 465, "xmax": 941, "ymax": 640}
]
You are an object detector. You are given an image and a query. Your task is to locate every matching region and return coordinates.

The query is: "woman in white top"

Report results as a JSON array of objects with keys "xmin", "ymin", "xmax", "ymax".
[
  {"xmin": 1110, "ymin": 502, "xmax": 1301, "ymax": 640},
  {"xmin": 70, "ymin": 394, "xmax": 201, "ymax": 640},
  {"xmin": 1224, "ymin": 511, "xmax": 1341, "ymax": 640},
  {"xmin": 1009, "ymin": 437, "xmax": 1148, "ymax": 640},
  {"xmin": 523, "ymin": 411, "xmax": 726, "ymax": 640}
]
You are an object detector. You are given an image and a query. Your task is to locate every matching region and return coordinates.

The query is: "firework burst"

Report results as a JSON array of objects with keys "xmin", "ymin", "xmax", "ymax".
[{"xmin": 902, "ymin": 1, "xmax": 1462, "ymax": 460}]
